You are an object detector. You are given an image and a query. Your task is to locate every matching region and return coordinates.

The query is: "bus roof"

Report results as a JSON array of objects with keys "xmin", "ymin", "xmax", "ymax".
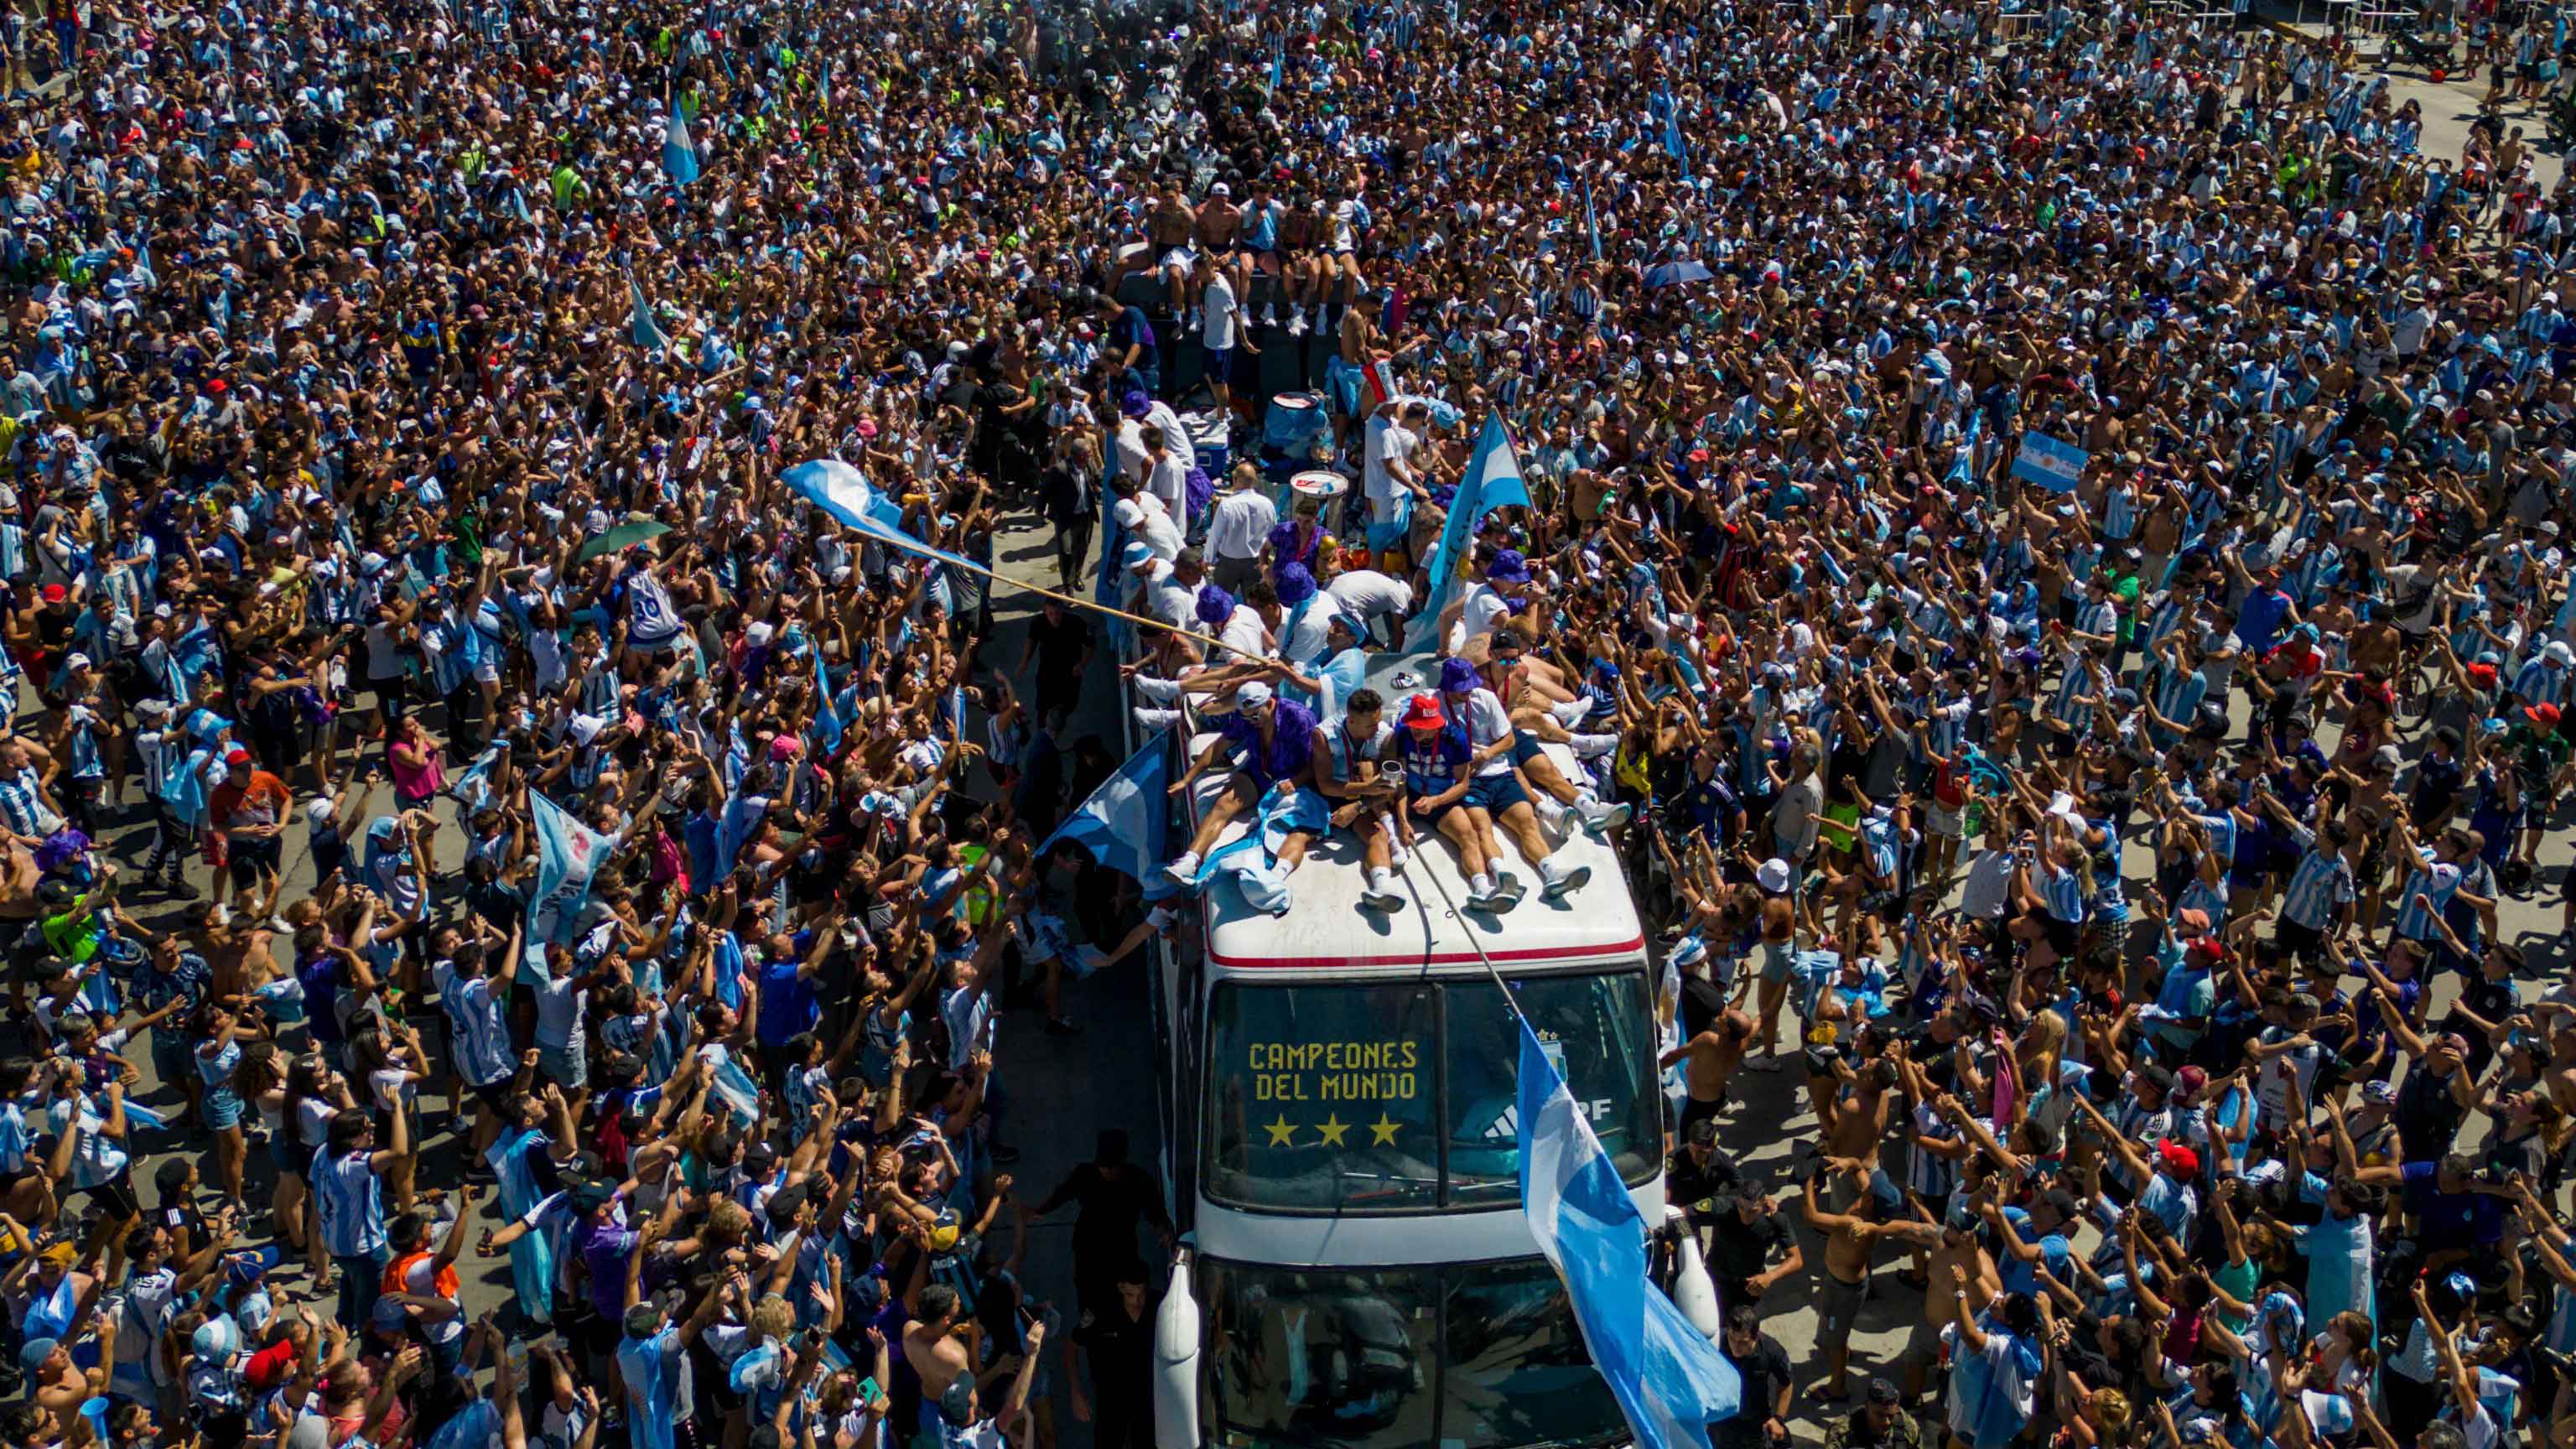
[{"xmin": 1182, "ymin": 719, "xmax": 1642, "ymax": 976}]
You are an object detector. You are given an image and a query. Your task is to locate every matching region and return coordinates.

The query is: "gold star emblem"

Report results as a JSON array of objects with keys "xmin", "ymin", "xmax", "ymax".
[
  {"xmin": 1368, "ymin": 1114, "xmax": 1402, "ymax": 1146},
  {"xmin": 1317, "ymin": 1114, "xmax": 1350, "ymax": 1147},
  {"xmin": 1263, "ymin": 1114, "xmax": 1298, "ymax": 1147}
]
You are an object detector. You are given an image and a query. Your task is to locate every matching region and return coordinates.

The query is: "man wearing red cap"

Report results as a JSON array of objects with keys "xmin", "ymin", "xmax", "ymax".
[{"xmin": 206, "ymin": 748, "xmax": 293, "ymax": 910}]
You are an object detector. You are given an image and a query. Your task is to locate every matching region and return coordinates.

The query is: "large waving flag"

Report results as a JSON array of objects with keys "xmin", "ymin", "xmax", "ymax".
[
  {"xmin": 662, "ymin": 107, "xmax": 699, "ymax": 186},
  {"xmin": 781, "ymin": 458, "xmax": 981, "ymax": 573},
  {"xmin": 1403, "ymin": 413, "xmax": 1531, "ymax": 651},
  {"xmin": 1036, "ymin": 733, "xmax": 1169, "ymax": 880},
  {"xmin": 1519, "ymin": 1021, "xmax": 1739, "ymax": 1448},
  {"xmin": 528, "ymin": 792, "xmax": 615, "ymax": 952}
]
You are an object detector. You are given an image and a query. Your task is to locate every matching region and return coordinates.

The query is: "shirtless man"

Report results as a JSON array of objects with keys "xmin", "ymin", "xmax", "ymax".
[
  {"xmin": 1661, "ymin": 1008, "xmax": 1756, "ymax": 1140},
  {"xmin": 1747, "ymin": 857, "xmax": 1801, "ymax": 1069},
  {"xmin": 1801, "ymin": 1161, "xmax": 1936, "ymax": 1401},
  {"xmin": 1332, "ymin": 297, "xmax": 1378, "ymax": 451},
  {"xmin": 1141, "ymin": 185, "xmax": 1197, "ymax": 320},
  {"xmin": 1276, "ymin": 191, "xmax": 1325, "ymax": 335},
  {"xmin": 901, "ymin": 1283, "xmax": 975, "ymax": 1402},
  {"xmin": 1902, "ymin": 1184, "xmax": 2002, "ymax": 1401},
  {"xmin": 1192, "ymin": 182, "xmax": 1242, "ymax": 334}
]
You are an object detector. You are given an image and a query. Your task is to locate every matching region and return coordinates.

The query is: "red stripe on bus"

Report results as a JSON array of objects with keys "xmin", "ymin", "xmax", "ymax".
[{"xmin": 1208, "ymin": 937, "xmax": 1644, "ymax": 970}]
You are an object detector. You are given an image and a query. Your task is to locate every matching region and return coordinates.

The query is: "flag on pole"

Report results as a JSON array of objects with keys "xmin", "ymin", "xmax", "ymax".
[
  {"xmin": 1268, "ymin": 43, "xmax": 1284, "ymax": 93},
  {"xmin": 1036, "ymin": 733, "xmax": 1170, "ymax": 881},
  {"xmin": 779, "ymin": 458, "xmax": 982, "ymax": 573},
  {"xmin": 630, "ymin": 273, "xmax": 669, "ymax": 352},
  {"xmin": 1403, "ymin": 414, "xmax": 1531, "ymax": 652},
  {"xmin": 662, "ymin": 107, "xmax": 699, "ymax": 186},
  {"xmin": 1662, "ymin": 89, "xmax": 1687, "ymax": 164},
  {"xmin": 1518, "ymin": 1021, "xmax": 1740, "ymax": 1448},
  {"xmin": 1585, "ymin": 179, "xmax": 1604, "ymax": 262}
]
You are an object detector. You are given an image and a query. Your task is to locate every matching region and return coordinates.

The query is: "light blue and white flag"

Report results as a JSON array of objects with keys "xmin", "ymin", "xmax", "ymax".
[
  {"xmin": 781, "ymin": 458, "xmax": 981, "ymax": 573},
  {"xmin": 450, "ymin": 744, "xmax": 506, "ymax": 815},
  {"xmin": 663, "ymin": 107, "xmax": 699, "ymax": 186},
  {"xmin": 630, "ymin": 273, "xmax": 669, "ymax": 352},
  {"xmin": 2011, "ymin": 433, "xmax": 2090, "ymax": 495},
  {"xmin": 1519, "ymin": 1020, "xmax": 1739, "ymax": 1449},
  {"xmin": 1404, "ymin": 414, "xmax": 1532, "ymax": 651},
  {"xmin": 528, "ymin": 792, "xmax": 613, "ymax": 952},
  {"xmin": 708, "ymin": 1047, "xmax": 763, "ymax": 1126},
  {"xmin": 1036, "ymin": 733, "xmax": 1169, "ymax": 880},
  {"xmin": 809, "ymin": 650, "xmax": 844, "ymax": 756}
]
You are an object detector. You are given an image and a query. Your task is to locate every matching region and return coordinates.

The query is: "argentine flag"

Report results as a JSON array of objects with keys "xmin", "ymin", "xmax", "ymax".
[
  {"xmin": 663, "ymin": 107, "xmax": 699, "ymax": 186},
  {"xmin": 780, "ymin": 458, "xmax": 982, "ymax": 574},
  {"xmin": 1036, "ymin": 733, "xmax": 1169, "ymax": 882},
  {"xmin": 1404, "ymin": 413, "xmax": 1531, "ymax": 652},
  {"xmin": 630, "ymin": 273, "xmax": 669, "ymax": 352},
  {"xmin": 1518, "ymin": 1020, "xmax": 1738, "ymax": 1449}
]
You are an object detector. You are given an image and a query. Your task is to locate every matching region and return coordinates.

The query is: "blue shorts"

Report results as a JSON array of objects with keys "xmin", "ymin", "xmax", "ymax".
[
  {"xmin": 1204, "ymin": 344, "xmax": 1233, "ymax": 379},
  {"xmin": 539, "ymin": 1043, "xmax": 588, "ymax": 1090},
  {"xmin": 201, "ymin": 1087, "xmax": 242, "ymax": 1131},
  {"xmin": 1467, "ymin": 773, "xmax": 1530, "ymax": 817}
]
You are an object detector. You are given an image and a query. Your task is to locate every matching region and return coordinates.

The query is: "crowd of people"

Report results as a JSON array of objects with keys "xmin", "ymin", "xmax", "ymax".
[{"xmin": 0, "ymin": 2, "xmax": 2573, "ymax": 1449}]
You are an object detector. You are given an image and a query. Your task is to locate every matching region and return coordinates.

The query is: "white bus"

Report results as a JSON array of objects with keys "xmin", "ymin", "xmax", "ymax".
[{"xmin": 1143, "ymin": 715, "xmax": 1671, "ymax": 1449}]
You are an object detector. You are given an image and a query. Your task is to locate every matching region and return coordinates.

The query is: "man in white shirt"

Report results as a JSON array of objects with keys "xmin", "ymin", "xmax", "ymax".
[
  {"xmin": 1109, "ymin": 475, "xmax": 1183, "ymax": 562},
  {"xmin": 1197, "ymin": 256, "xmax": 1258, "ymax": 423},
  {"xmin": 1362, "ymin": 399, "xmax": 1429, "ymax": 533},
  {"xmin": 1197, "ymin": 583, "xmax": 1270, "ymax": 663},
  {"xmin": 1141, "ymin": 429, "xmax": 1192, "ymax": 531},
  {"xmin": 1263, "ymin": 569, "xmax": 1344, "ymax": 665},
  {"xmin": 1324, "ymin": 566, "xmax": 1412, "ymax": 648},
  {"xmin": 1205, "ymin": 465, "xmax": 1277, "ymax": 595},
  {"xmin": 1144, "ymin": 548, "xmax": 1207, "ymax": 630},
  {"xmin": 1112, "ymin": 411, "xmax": 1151, "ymax": 489}
]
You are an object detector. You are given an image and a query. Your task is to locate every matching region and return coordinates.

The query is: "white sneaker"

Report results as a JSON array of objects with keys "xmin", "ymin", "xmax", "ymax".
[
  {"xmin": 1359, "ymin": 881, "xmax": 1404, "ymax": 913},
  {"xmin": 1582, "ymin": 799, "xmax": 1633, "ymax": 835},
  {"xmin": 1551, "ymin": 698, "xmax": 1592, "ymax": 728},
  {"xmin": 1261, "ymin": 303, "xmax": 1278, "ymax": 326},
  {"xmin": 1540, "ymin": 858, "xmax": 1592, "ymax": 901},
  {"xmin": 1287, "ymin": 307, "xmax": 1308, "ymax": 336},
  {"xmin": 1187, "ymin": 308, "xmax": 1203, "ymax": 333},
  {"xmin": 1534, "ymin": 793, "xmax": 1571, "ymax": 836},
  {"xmin": 1491, "ymin": 871, "xmax": 1528, "ymax": 907},
  {"xmin": 1163, "ymin": 850, "xmax": 1202, "ymax": 886}
]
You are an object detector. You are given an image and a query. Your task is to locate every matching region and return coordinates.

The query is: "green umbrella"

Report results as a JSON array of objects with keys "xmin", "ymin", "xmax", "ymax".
[{"xmin": 575, "ymin": 517, "xmax": 673, "ymax": 564}]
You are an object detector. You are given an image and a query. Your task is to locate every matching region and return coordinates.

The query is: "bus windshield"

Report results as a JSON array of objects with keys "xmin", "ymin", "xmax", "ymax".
[
  {"xmin": 1204, "ymin": 1255, "xmax": 1623, "ymax": 1449},
  {"xmin": 1204, "ymin": 969, "xmax": 1654, "ymax": 1213}
]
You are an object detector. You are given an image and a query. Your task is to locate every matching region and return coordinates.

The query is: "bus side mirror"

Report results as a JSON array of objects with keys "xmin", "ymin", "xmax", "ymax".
[{"xmin": 1154, "ymin": 1248, "xmax": 1202, "ymax": 1449}]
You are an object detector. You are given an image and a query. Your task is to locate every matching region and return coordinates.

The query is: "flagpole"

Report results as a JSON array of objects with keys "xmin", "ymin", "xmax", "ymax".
[
  {"xmin": 852, "ymin": 522, "xmax": 1233, "ymax": 655},
  {"xmin": 1394, "ymin": 856, "xmax": 1532, "ymax": 1031}
]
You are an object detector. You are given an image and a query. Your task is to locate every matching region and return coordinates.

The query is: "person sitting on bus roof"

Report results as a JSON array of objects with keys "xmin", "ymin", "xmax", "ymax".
[
  {"xmin": 1472, "ymin": 631, "xmax": 1632, "ymax": 836},
  {"xmin": 1438, "ymin": 657, "xmax": 1605, "ymax": 902},
  {"xmin": 1394, "ymin": 691, "xmax": 1518, "ymax": 913},
  {"xmin": 1163, "ymin": 681, "xmax": 1324, "ymax": 889},
  {"xmin": 1310, "ymin": 687, "xmax": 1407, "ymax": 914}
]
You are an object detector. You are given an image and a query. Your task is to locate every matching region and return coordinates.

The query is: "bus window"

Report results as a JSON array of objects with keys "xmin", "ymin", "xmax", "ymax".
[
  {"xmin": 1439, "ymin": 1258, "xmax": 1623, "ymax": 1449},
  {"xmin": 1206, "ymin": 984, "xmax": 1441, "ymax": 1212},
  {"xmin": 1204, "ymin": 1261, "xmax": 1438, "ymax": 1449},
  {"xmin": 1442, "ymin": 973, "xmax": 1657, "ymax": 1208}
]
